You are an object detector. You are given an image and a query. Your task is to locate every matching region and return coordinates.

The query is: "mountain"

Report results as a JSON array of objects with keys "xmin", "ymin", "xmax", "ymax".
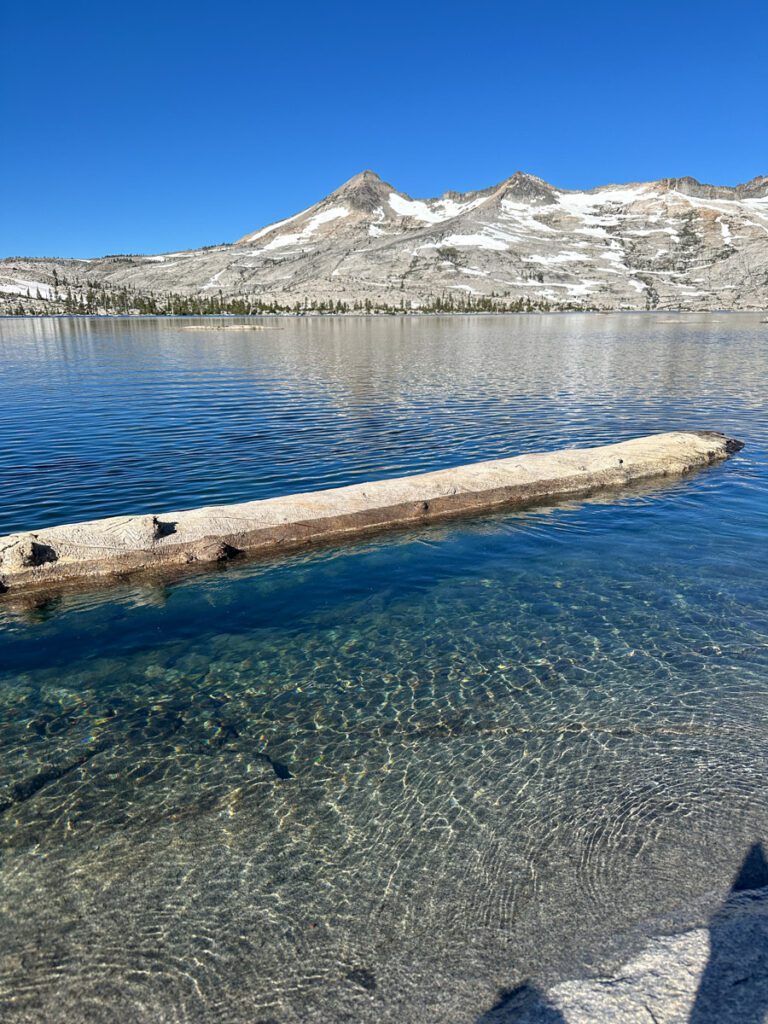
[{"xmin": 2, "ymin": 170, "xmax": 768, "ymax": 313}]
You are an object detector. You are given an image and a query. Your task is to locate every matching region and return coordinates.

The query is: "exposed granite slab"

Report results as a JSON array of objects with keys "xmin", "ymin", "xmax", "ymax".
[{"xmin": 0, "ymin": 431, "xmax": 743, "ymax": 595}]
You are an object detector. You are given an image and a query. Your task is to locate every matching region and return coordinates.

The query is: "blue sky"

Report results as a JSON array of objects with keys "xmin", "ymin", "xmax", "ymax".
[{"xmin": 2, "ymin": 0, "xmax": 766, "ymax": 257}]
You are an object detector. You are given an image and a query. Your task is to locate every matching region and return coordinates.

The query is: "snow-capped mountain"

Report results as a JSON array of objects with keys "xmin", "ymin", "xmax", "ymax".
[{"xmin": 3, "ymin": 170, "xmax": 768, "ymax": 311}]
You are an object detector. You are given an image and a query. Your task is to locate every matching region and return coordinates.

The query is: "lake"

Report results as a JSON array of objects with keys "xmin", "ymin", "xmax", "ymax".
[{"xmin": 1, "ymin": 313, "xmax": 767, "ymax": 1023}]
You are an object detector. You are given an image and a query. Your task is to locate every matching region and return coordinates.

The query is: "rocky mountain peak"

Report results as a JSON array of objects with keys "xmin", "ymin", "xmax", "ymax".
[
  {"xmin": 495, "ymin": 171, "xmax": 557, "ymax": 204},
  {"xmin": 737, "ymin": 175, "xmax": 768, "ymax": 199},
  {"xmin": 331, "ymin": 169, "xmax": 396, "ymax": 212},
  {"xmin": 658, "ymin": 176, "xmax": 732, "ymax": 200},
  {"xmin": 657, "ymin": 175, "xmax": 768, "ymax": 201},
  {"xmin": 4, "ymin": 168, "xmax": 766, "ymax": 315},
  {"xmin": 338, "ymin": 169, "xmax": 384, "ymax": 187}
]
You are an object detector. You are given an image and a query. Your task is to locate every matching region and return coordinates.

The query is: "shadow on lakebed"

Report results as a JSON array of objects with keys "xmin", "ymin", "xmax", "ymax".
[
  {"xmin": 476, "ymin": 841, "xmax": 768, "ymax": 1023},
  {"xmin": 476, "ymin": 982, "xmax": 566, "ymax": 1022},
  {"xmin": 688, "ymin": 841, "xmax": 768, "ymax": 1024}
]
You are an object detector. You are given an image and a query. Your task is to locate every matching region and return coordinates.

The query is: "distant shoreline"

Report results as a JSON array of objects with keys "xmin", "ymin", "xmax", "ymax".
[{"xmin": 2, "ymin": 308, "xmax": 766, "ymax": 320}]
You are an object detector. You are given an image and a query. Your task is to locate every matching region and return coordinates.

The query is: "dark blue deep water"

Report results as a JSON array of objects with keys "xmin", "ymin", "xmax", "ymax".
[{"xmin": 0, "ymin": 313, "xmax": 767, "ymax": 1023}]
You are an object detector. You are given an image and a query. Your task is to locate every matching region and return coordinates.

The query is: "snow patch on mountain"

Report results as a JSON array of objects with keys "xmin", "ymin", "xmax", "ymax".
[
  {"xmin": 419, "ymin": 233, "xmax": 509, "ymax": 252},
  {"xmin": 259, "ymin": 206, "xmax": 350, "ymax": 251},
  {"xmin": 523, "ymin": 251, "xmax": 585, "ymax": 265},
  {"xmin": 0, "ymin": 277, "xmax": 55, "ymax": 298},
  {"xmin": 388, "ymin": 193, "xmax": 448, "ymax": 223}
]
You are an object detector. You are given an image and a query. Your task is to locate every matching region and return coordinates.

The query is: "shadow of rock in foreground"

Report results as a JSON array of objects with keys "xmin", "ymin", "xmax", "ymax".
[{"xmin": 689, "ymin": 841, "xmax": 768, "ymax": 1024}]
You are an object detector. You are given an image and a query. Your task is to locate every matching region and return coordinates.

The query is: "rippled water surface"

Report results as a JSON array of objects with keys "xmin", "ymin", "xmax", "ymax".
[{"xmin": 1, "ymin": 313, "xmax": 767, "ymax": 1023}]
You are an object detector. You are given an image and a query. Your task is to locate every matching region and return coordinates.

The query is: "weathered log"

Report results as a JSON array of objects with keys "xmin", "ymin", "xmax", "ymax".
[{"xmin": 0, "ymin": 431, "xmax": 743, "ymax": 594}]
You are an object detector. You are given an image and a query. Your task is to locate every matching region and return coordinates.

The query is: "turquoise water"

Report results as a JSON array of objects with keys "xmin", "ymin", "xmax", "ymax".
[{"xmin": 0, "ymin": 313, "xmax": 767, "ymax": 1022}]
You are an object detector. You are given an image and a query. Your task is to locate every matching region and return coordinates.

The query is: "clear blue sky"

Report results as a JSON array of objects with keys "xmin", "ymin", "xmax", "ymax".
[{"xmin": 2, "ymin": 0, "xmax": 766, "ymax": 257}]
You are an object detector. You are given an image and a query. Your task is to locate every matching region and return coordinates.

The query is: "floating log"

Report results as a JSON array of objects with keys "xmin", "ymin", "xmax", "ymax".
[{"xmin": 0, "ymin": 431, "xmax": 743, "ymax": 594}]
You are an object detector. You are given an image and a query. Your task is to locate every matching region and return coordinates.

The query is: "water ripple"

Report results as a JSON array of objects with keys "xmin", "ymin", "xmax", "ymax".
[{"xmin": 0, "ymin": 313, "xmax": 767, "ymax": 1022}]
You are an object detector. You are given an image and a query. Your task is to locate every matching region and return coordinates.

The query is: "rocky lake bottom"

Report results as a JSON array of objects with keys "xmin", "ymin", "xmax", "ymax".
[{"xmin": 1, "ymin": 313, "xmax": 767, "ymax": 1022}]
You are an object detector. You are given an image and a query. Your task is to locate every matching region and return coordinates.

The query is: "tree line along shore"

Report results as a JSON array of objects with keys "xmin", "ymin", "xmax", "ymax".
[{"xmin": 1, "ymin": 271, "xmax": 596, "ymax": 317}]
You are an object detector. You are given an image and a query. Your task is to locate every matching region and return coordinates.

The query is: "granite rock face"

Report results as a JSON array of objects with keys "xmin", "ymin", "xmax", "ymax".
[{"xmin": 2, "ymin": 170, "xmax": 767, "ymax": 312}]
